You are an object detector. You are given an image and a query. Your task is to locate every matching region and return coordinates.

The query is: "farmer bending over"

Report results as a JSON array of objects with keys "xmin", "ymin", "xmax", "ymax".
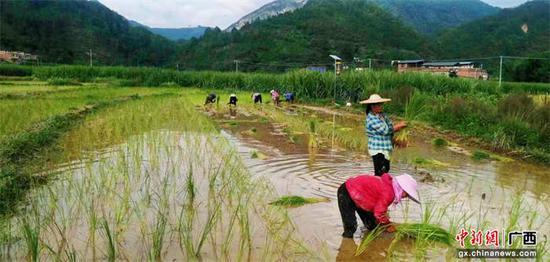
[
  {"xmin": 270, "ymin": 90, "xmax": 280, "ymax": 107},
  {"xmin": 204, "ymin": 93, "xmax": 218, "ymax": 106},
  {"xmin": 252, "ymin": 92, "xmax": 262, "ymax": 104},
  {"xmin": 228, "ymin": 94, "xmax": 238, "ymax": 106},
  {"xmin": 338, "ymin": 173, "xmax": 420, "ymax": 238},
  {"xmin": 284, "ymin": 92, "xmax": 295, "ymax": 103}
]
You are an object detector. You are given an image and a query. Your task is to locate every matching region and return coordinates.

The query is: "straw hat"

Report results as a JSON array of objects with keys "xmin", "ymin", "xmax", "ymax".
[
  {"xmin": 394, "ymin": 174, "xmax": 420, "ymax": 204},
  {"xmin": 359, "ymin": 94, "xmax": 391, "ymax": 104}
]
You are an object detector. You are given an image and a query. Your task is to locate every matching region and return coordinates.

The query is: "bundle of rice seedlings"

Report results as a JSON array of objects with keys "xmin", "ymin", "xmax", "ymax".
[
  {"xmin": 269, "ymin": 196, "xmax": 327, "ymax": 207},
  {"xmin": 394, "ymin": 92, "xmax": 426, "ymax": 148},
  {"xmin": 396, "ymin": 223, "xmax": 453, "ymax": 246}
]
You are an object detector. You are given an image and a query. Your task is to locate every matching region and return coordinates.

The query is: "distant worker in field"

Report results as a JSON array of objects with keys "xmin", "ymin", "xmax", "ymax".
[
  {"xmin": 252, "ymin": 92, "xmax": 262, "ymax": 104},
  {"xmin": 284, "ymin": 91, "xmax": 295, "ymax": 103},
  {"xmin": 204, "ymin": 93, "xmax": 218, "ymax": 107},
  {"xmin": 338, "ymin": 173, "xmax": 420, "ymax": 238},
  {"xmin": 360, "ymin": 94, "xmax": 407, "ymax": 176},
  {"xmin": 270, "ymin": 90, "xmax": 280, "ymax": 107},
  {"xmin": 228, "ymin": 94, "xmax": 238, "ymax": 106}
]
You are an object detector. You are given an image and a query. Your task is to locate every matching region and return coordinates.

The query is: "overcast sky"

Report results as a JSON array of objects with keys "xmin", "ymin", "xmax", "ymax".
[{"xmin": 98, "ymin": 0, "xmax": 530, "ymax": 29}]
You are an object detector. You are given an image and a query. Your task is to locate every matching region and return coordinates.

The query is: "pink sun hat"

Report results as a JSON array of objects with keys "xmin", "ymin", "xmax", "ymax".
[{"xmin": 394, "ymin": 174, "xmax": 420, "ymax": 204}]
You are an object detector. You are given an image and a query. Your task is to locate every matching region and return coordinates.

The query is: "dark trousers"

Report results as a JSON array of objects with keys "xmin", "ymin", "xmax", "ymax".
[
  {"xmin": 254, "ymin": 95, "xmax": 262, "ymax": 104},
  {"xmin": 337, "ymin": 183, "xmax": 377, "ymax": 238},
  {"xmin": 372, "ymin": 153, "xmax": 390, "ymax": 177}
]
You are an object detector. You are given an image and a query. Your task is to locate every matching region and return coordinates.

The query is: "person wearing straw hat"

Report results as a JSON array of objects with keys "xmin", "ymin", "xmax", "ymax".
[
  {"xmin": 360, "ymin": 94, "xmax": 407, "ymax": 177},
  {"xmin": 338, "ymin": 173, "xmax": 420, "ymax": 238}
]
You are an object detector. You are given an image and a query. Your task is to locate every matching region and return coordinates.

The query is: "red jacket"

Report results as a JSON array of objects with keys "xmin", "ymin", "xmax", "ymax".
[{"xmin": 345, "ymin": 173, "xmax": 395, "ymax": 224}]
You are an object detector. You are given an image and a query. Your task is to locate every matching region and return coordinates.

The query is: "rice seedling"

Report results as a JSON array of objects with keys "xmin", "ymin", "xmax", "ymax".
[
  {"xmin": 269, "ymin": 196, "xmax": 328, "ymax": 207},
  {"xmin": 21, "ymin": 217, "xmax": 41, "ymax": 262},
  {"xmin": 395, "ymin": 224, "xmax": 453, "ymax": 246},
  {"xmin": 100, "ymin": 219, "xmax": 117, "ymax": 261},
  {"xmin": 251, "ymin": 151, "xmax": 259, "ymax": 159},
  {"xmin": 354, "ymin": 225, "xmax": 386, "ymax": 256},
  {"xmin": 308, "ymin": 120, "xmax": 319, "ymax": 149}
]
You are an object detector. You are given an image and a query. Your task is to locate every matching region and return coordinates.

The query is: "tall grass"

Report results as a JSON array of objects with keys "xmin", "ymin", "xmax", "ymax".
[{"xmin": 13, "ymin": 65, "xmax": 546, "ymax": 96}]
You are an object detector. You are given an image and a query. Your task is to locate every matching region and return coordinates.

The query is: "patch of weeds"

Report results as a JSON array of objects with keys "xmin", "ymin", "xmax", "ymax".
[
  {"xmin": 282, "ymin": 127, "xmax": 291, "ymax": 135},
  {"xmin": 251, "ymin": 127, "xmax": 257, "ymax": 133},
  {"xmin": 289, "ymin": 135, "xmax": 298, "ymax": 144},
  {"xmin": 116, "ymin": 79, "xmax": 140, "ymax": 87},
  {"xmin": 269, "ymin": 196, "xmax": 327, "ymax": 207},
  {"xmin": 471, "ymin": 150, "xmax": 490, "ymax": 161},
  {"xmin": 250, "ymin": 150, "xmax": 267, "ymax": 160},
  {"xmin": 250, "ymin": 151, "xmax": 259, "ymax": 159},
  {"xmin": 432, "ymin": 138, "xmax": 448, "ymax": 147},
  {"xmin": 229, "ymin": 121, "xmax": 238, "ymax": 127},
  {"xmin": 259, "ymin": 117, "xmax": 269, "ymax": 124}
]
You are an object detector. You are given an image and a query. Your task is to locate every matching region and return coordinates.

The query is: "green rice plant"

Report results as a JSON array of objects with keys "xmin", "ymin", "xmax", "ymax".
[
  {"xmin": 101, "ymin": 219, "xmax": 117, "ymax": 262},
  {"xmin": 308, "ymin": 120, "xmax": 319, "ymax": 149},
  {"xmin": 395, "ymin": 223, "xmax": 453, "ymax": 246},
  {"xmin": 251, "ymin": 151, "xmax": 259, "ymax": 159},
  {"xmin": 536, "ymin": 237, "xmax": 548, "ymax": 262},
  {"xmin": 269, "ymin": 196, "xmax": 327, "ymax": 207},
  {"xmin": 21, "ymin": 217, "xmax": 41, "ymax": 262},
  {"xmin": 354, "ymin": 225, "xmax": 386, "ymax": 256}
]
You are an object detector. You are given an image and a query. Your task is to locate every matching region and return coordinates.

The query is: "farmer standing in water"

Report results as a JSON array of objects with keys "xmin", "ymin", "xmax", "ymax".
[
  {"xmin": 338, "ymin": 173, "xmax": 420, "ymax": 237},
  {"xmin": 360, "ymin": 94, "xmax": 407, "ymax": 176}
]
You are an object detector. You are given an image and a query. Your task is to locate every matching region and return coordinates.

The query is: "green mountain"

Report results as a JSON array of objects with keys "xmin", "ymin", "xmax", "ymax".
[
  {"xmin": 436, "ymin": 0, "xmax": 550, "ymax": 58},
  {"xmin": 0, "ymin": 0, "xmax": 175, "ymax": 66},
  {"xmin": 177, "ymin": 0, "xmax": 435, "ymax": 71},
  {"xmin": 129, "ymin": 20, "xmax": 210, "ymax": 41},
  {"xmin": 373, "ymin": 0, "xmax": 500, "ymax": 35},
  {"xmin": 224, "ymin": 0, "xmax": 499, "ymax": 36}
]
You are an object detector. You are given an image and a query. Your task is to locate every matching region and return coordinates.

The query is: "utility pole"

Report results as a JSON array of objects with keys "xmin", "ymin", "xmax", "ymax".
[
  {"xmin": 499, "ymin": 56, "xmax": 503, "ymax": 88},
  {"xmin": 86, "ymin": 49, "xmax": 93, "ymax": 67},
  {"xmin": 234, "ymin": 60, "xmax": 239, "ymax": 73}
]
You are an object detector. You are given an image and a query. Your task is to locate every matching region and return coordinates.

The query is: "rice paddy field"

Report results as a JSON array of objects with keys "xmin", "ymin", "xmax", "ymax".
[{"xmin": 0, "ymin": 67, "xmax": 549, "ymax": 261}]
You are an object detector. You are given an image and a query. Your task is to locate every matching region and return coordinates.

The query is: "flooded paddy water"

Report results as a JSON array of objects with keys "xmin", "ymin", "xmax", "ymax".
[
  {"xmin": 217, "ymin": 104, "xmax": 550, "ymax": 260},
  {"xmin": 1, "ymin": 90, "xmax": 548, "ymax": 261}
]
